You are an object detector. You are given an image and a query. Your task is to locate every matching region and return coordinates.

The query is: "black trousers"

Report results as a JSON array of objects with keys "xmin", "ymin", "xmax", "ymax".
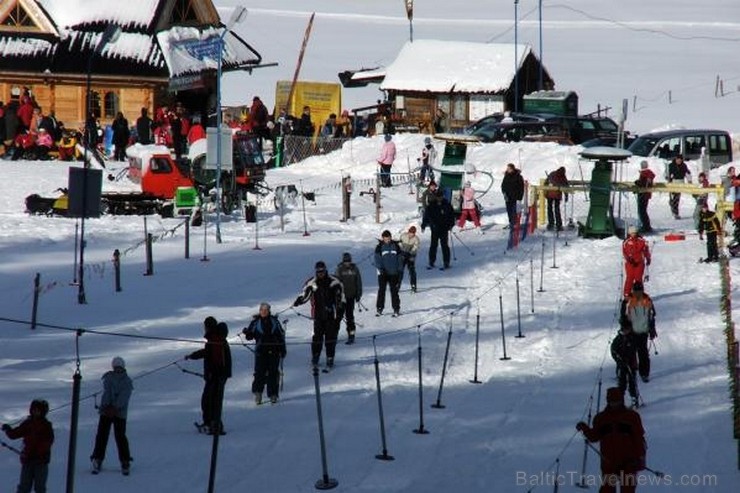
[
  {"xmin": 706, "ymin": 231, "xmax": 719, "ymax": 260},
  {"xmin": 344, "ymin": 298, "xmax": 356, "ymax": 334},
  {"xmin": 252, "ymin": 350, "xmax": 281, "ymax": 397},
  {"xmin": 616, "ymin": 363, "xmax": 638, "ymax": 398},
  {"xmin": 505, "ymin": 200, "xmax": 518, "ymax": 227},
  {"xmin": 633, "ymin": 332, "xmax": 650, "ymax": 378},
  {"xmin": 200, "ymin": 377, "xmax": 226, "ymax": 427},
  {"xmin": 637, "ymin": 195, "xmax": 652, "ymax": 231},
  {"xmin": 546, "ymin": 198, "xmax": 562, "ymax": 229},
  {"xmin": 91, "ymin": 415, "xmax": 131, "ymax": 464},
  {"xmin": 380, "ymin": 164, "xmax": 392, "ymax": 187},
  {"xmin": 312, "ymin": 317, "xmax": 340, "ymax": 362},
  {"xmin": 428, "ymin": 229, "xmax": 450, "ymax": 267},
  {"xmin": 401, "ymin": 255, "xmax": 417, "ymax": 288},
  {"xmin": 377, "ymin": 273, "xmax": 400, "ymax": 312}
]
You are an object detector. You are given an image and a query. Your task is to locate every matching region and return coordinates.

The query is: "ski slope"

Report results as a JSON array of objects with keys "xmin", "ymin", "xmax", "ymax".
[{"xmin": 1, "ymin": 133, "xmax": 739, "ymax": 491}]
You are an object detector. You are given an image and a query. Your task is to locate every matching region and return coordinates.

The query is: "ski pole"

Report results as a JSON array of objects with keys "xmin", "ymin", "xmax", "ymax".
[
  {"xmin": 582, "ymin": 440, "xmax": 665, "ymax": 478},
  {"xmin": 1, "ymin": 440, "xmax": 21, "ymax": 455},
  {"xmin": 452, "ymin": 231, "xmax": 475, "ymax": 256},
  {"xmin": 650, "ymin": 338, "xmax": 659, "ymax": 355}
]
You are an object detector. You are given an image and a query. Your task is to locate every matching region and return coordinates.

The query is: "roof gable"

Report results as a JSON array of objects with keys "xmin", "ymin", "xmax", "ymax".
[
  {"xmin": 0, "ymin": 0, "xmax": 57, "ymax": 35},
  {"xmin": 380, "ymin": 39, "xmax": 534, "ymax": 94}
]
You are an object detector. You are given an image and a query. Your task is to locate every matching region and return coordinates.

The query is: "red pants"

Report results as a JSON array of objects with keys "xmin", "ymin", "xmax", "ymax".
[
  {"xmin": 457, "ymin": 208, "xmax": 481, "ymax": 228},
  {"xmin": 624, "ymin": 262, "xmax": 645, "ymax": 297}
]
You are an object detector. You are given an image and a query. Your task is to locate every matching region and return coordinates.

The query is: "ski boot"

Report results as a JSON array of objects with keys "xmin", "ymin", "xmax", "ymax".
[
  {"xmin": 254, "ymin": 392, "xmax": 263, "ymax": 405},
  {"xmin": 91, "ymin": 458, "xmax": 102, "ymax": 475}
]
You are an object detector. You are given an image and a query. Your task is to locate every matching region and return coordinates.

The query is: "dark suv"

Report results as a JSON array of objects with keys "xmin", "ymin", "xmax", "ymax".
[
  {"xmin": 537, "ymin": 115, "xmax": 620, "ymax": 144},
  {"xmin": 470, "ymin": 120, "xmax": 572, "ymax": 145}
]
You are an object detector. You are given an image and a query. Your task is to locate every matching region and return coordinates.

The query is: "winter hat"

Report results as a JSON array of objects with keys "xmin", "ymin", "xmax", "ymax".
[
  {"xmin": 408, "ymin": 226, "xmax": 417, "ymax": 234},
  {"xmin": 204, "ymin": 316, "xmax": 218, "ymax": 332},
  {"xmin": 606, "ymin": 387, "xmax": 624, "ymax": 403},
  {"xmin": 424, "ymin": 136, "xmax": 432, "ymax": 145},
  {"xmin": 381, "ymin": 230, "xmax": 392, "ymax": 238},
  {"xmin": 259, "ymin": 302, "xmax": 271, "ymax": 312},
  {"xmin": 111, "ymin": 356, "xmax": 126, "ymax": 370},
  {"xmin": 29, "ymin": 399, "xmax": 49, "ymax": 417},
  {"xmin": 627, "ymin": 226, "xmax": 638, "ymax": 235},
  {"xmin": 342, "ymin": 252, "xmax": 352, "ymax": 262},
  {"xmin": 384, "ymin": 133, "xmax": 392, "ymax": 142},
  {"xmin": 632, "ymin": 281, "xmax": 644, "ymax": 292},
  {"xmin": 465, "ymin": 180, "xmax": 472, "ymax": 187},
  {"xmin": 315, "ymin": 261, "xmax": 327, "ymax": 272},
  {"xmin": 640, "ymin": 160, "xmax": 649, "ymax": 169}
]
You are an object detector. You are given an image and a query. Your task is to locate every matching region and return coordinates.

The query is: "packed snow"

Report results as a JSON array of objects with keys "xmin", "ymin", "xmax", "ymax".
[{"xmin": 2, "ymin": 1, "xmax": 740, "ymax": 492}]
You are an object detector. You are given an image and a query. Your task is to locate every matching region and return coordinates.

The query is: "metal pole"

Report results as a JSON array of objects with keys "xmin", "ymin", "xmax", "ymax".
[
  {"xmin": 470, "ymin": 305, "xmax": 482, "ymax": 384},
  {"xmin": 184, "ymin": 218, "xmax": 190, "ymax": 259},
  {"xmin": 538, "ymin": 236, "xmax": 546, "ymax": 292},
  {"xmin": 515, "ymin": 271, "xmax": 525, "ymax": 338},
  {"xmin": 144, "ymin": 233, "xmax": 153, "ymax": 276},
  {"xmin": 215, "ymin": 31, "xmax": 227, "ymax": 245},
  {"xmin": 31, "ymin": 273, "xmax": 40, "ymax": 329},
  {"xmin": 514, "ymin": 0, "xmax": 520, "ymax": 113},
  {"xmin": 78, "ymin": 56, "xmax": 93, "ymax": 305},
  {"xmin": 301, "ymin": 180, "xmax": 311, "ymax": 236},
  {"xmin": 312, "ymin": 367, "xmax": 338, "ymax": 490},
  {"xmin": 413, "ymin": 327, "xmax": 429, "ymax": 434},
  {"xmin": 530, "ymin": 257, "xmax": 535, "ymax": 313},
  {"xmin": 65, "ymin": 331, "xmax": 83, "ymax": 493},
  {"xmin": 551, "ymin": 232, "xmax": 558, "ymax": 269},
  {"xmin": 253, "ymin": 207, "xmax": 262, "ymax": 250},
  {"xmin": 372, "ymin": 337, "xmax": 394, "ymax": 461},
  {"xmin": 576, "ymin": 395, "xmax": 593, "ymax": 488},
  {"xmin": 113, "ymin": 249, "xmax": 121, "ymax": 292},
  {"xmin": 375, "ymin": 173, "xmax": 381, "ymax": 224},
  {"xmin": 431, "ymin": 314, "xmax": 453, "ymax": 409},
  {"xmin": 538, "ymin": 0, "xmax": 543, "ymax": 90},
  {"xmin": 499, "ymin": 293, "xmax": 511, "ymax": 360},
  {"xmin": 71, "ymin": 220, "xmax": 79, "ymax": 285},
  {"xmin": 201, "ymin": 201, "xmax": 209, "ymax": 262}
]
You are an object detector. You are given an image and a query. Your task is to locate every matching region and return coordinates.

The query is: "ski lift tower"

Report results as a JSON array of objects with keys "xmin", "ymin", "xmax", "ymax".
[{"xmin": 578, "ymin": 146, "xmax": 632, "ymax": 239}]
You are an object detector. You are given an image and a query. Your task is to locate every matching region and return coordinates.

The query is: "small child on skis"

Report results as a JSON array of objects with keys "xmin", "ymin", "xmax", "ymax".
[
  {"xmin": 2, "ymin": 399, "xmax": 55, "ymax": 493},
  {"xmin": 698, "ymin": 202, "xmax": 722, "ymax": 263},
  {"xmin": 611, "ymin": 318, "xmax": 640, "ymax": 408}
]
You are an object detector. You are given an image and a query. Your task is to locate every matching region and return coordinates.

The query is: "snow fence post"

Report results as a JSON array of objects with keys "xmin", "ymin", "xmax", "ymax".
[
  {"xmin": 431, "ymin": 313, "xmax": 454, "ymax": 409},
  {"xmin": 470, "ymin": 305, "xmax": 483, "ymax": 384},
  {"xmin": 113, "ymin": 249, "xmax": 121, "ymax": 292},
  {"xmin": 538, "ymin": 236, "xmax": 546, "ymax": 292},
  {"xmin": 515, "ymin": 270, "xmax": 525, "ymax": 338},
  {"xmin": 372, "ymin": 336, "xmax": 394, "ymax": 461},
  {"xmin": 499, "ymin": 292, "xmax": 511, "ymax": 361},
  {"xmin": 413, "ymin": 327, "xmax": 430, "ymax": 434},
  {"xmin": 312, "ymin": 366, "xmax": 338, "ymax": 489},
  {"xmin": 31, "ymin": 273, "xmax": 41, "ymax": 329},
  {"xmin": 551, "ymin": 230, "xmax": 559, "ymax": 269},
  {"xmin": 144, "ymin": 233, "xmax": 154, "ymax": 276}
]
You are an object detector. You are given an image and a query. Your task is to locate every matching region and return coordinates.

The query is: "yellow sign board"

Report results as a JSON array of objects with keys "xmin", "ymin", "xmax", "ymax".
[{"xmin": 275, "ymin": 80, "xmax": 342, "ymax": 136}]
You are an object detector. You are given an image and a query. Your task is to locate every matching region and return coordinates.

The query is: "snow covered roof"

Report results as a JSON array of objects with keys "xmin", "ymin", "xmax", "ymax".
[
  {"xmin": 380, "ymin": 39, "xmax": 533, "ymax": 94},
  {"xmin": 156, "ymin": 26, "xmax": 261, "ymax": 78},
  {"xmin": 36, "ymin": 0, "xmax": 161, "ymax": 31}
]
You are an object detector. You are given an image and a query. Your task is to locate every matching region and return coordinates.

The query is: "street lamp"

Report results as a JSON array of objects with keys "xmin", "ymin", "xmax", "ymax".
[
  {"xmin": 514, "ymin": 0, "xmax": 519, "ymax": 113},
  {"xmin": 78, "ymin": 23, "xmax": 121, "ymax": 304},
  {"xmin": 215, "ymin": 6, "xmax": 248, "ymax": 244}
]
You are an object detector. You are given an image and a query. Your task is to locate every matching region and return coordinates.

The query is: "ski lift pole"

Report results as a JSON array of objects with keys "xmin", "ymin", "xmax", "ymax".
[
  {"xmin": 575, "ymin": 395, "xmax": 594, "ymax": 488},
  {"xmin": 470, "ymin": 304, "xmax": 482, "ymax": 384},
  {"xmin": 515, "ymin": 270, "xmax": 525, "ymax": 338},
  {"xmin": 553, "ymin": 458, "xmax": 561, "ymax": 493},
  {"xmin": 530, "ymin": 257, "xmax": 535, "ymax": 313},
  {"xmin": 499, "ymin": 291, "xmax": 511, "ymax": 361},
  {"xmin": 431, "ymin": 314, "xmax": 454, "ymax": 409},
  {"xmin": 312, "ymin": 365, "xmax": 338, "ymax": 490},
  {"xmin": 538, "ymin": 236, "xmax": 546, "ymax": 292},
  {"xmin": 71, "ymin": 220, "xmax": 79, "ymax": 285},
  {"xmin": 201, "ymin": 201, "xmax": 209, "ymax": 262},
  {"xmin": 551, "ymin": 232, "xmax": 558, "ymax": 269},
  {"xmin": 372, "ymin": 336, "xmax": 394, "ymax": 461},
  {"xmin": 31, "ymin": 273, "xmax": 40, "ymax": 329},
  {"xmin": 412, "ymin": 326, "xmax": 429, "ymax": 434},
  {"xmin": 300, "ymin": 180, "xmax": 310, "ymax": 237}
]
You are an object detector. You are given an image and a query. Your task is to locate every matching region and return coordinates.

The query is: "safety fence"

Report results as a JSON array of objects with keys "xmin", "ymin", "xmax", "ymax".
[{"xmin": 279, "ymin": 135, "xmax": 351, "ymax": 166}]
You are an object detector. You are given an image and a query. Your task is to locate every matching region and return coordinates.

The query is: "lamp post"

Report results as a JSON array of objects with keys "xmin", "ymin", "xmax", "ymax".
[
  {"xmin": 538, "ymin": 0, "xmax": 543, "ymax": 90},
  {"xmin": 78, "ymin": 23, "xmax": 121, "ymax": 304},
  {"xmin": 514, "ymin": 0, "xmax": 520, "ymax": 113},
  {"xmin": 215, "ymin": 6, "xmax": 248, "ymax": 244}
]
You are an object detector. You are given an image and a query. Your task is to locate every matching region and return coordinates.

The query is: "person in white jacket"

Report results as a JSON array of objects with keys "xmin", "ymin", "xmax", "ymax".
[{"xmin": 399, "ymin": 226, "xmax": 421, "ymax": 292}]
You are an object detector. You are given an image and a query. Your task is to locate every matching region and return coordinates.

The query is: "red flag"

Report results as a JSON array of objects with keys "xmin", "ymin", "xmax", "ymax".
[{"xmin": 405, "ymin": 0, "xmax": 413, "ymax": 21}]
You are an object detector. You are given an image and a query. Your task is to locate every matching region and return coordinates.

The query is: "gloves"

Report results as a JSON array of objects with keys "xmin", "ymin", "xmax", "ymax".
[
  {"xmin": 2, "ymin": 423, "xmax": 11, "ymax": 432},
  {"xmin": 649, "ymin": 328, "xmax": 657, "ymax": 340},
  {"xmin": 575, "ymin": 421, "xmax": 588, "ymax": 432},
  {"xmin": 292, "ymin": 296, "xmax": 302, "ymax": 307},
  {"xmin": 242, "ymin": 328, "xmax": 255, "ymax": 341},
  {"xmin": 646, "ymin": 258, "xmax": 651, "ymax": 266},
  {"xmin": 356, "ymin": 297, "xmax": 361, "ymax": 304}
]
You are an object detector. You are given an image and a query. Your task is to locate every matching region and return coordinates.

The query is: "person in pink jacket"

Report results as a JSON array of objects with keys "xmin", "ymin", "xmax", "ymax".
[
  {"xmin": 457, "ymin": 181, "xmax": 482, "ymax": 232},
  {"xmin": 377, "ymin": 134, "xmax": 396, "ymax": 187}
]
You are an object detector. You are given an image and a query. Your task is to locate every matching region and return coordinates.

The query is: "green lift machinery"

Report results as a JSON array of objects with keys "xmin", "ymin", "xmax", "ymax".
[{"xmin": 578, "ymin": 147, "xmax": 632, "ymax": 239}]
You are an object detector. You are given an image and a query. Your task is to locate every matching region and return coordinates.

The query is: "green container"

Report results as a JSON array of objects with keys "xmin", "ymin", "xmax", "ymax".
[
  {"xmin": 439, "ymin": 141, "xmax": 466, "ymax": 191},
  {"xmin": 582, "ymin": 160, "xmax": 614, "ymax": 238},
  {"xmin": 175, "ymin": 187, "xmax": 197, "ymax": 208}
]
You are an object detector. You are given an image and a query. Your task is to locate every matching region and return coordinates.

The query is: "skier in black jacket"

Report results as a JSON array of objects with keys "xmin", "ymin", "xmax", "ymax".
[
  {"xmin": 243, "ymin": 303, "xmax": 286, "ymax": 404},
  {"xmin": 334, "ymin": 252, "xmax": 363, "ymax": 344},
  {"xmin": 374, "ymin": 230, "xmax": 404, "ymax": 316},
  {"xmin": 501, "ymin": 163, "xmax": 525, "ymax": 228},
  {"xmin": 611, "ymin": 318, "xmax": 639, "ymax": 407},
  {"xmin": 293, "ymin": 261, "xmax": 346, "ymax": 369},
  {"xmin": 422, "ymin": 191, "xmax": 455, "ymax": 270},
  {"xmin": 186, "ymin": 317, "xmax": 232, "ymax": 434}
]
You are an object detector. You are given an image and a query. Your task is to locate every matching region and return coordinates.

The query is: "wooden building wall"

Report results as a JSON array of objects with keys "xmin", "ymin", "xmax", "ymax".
[{"xmin": 1, "ymin": 80, "xmax": 159, "ymax": 130}]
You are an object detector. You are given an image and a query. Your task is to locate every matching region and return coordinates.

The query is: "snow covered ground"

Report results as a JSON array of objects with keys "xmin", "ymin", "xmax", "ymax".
[{"xmin": 2, "ymin": 1, "xmax": 740, "ymax": 491}]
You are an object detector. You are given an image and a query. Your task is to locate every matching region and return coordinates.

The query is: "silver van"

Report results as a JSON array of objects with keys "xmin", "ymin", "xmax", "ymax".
[{"xmin": 627, "ymin": 129, "xmax": 733, "ymax": 168}]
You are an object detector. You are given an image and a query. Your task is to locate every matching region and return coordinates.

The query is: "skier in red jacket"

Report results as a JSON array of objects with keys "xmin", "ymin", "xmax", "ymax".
[
  {"xmin": 3, "ymin": 399, "xmax": 54, "ymax": 493},
  {"xmin": 622, "ymin": 226, "xmax": 651, "ymax": 298},
  {"xmin": 576, "ymin": 387, "xmax": 646, "ymax": 493}
]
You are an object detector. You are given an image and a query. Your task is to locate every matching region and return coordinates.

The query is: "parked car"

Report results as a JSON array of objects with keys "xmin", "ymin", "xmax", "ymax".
[
  {"xmin": 627, "ymin": 129, "xmax": 733, "ymax": 167},
  {"xmin": 470, "ymin": 121, "xmax": 572, "ymax": 145},
  {"xmin": 462, "ymin": 112, "xmax": 547, "ymax": 135},
  {"xmin": 538, "ymin": 115, "xmax": 620, "ymax": 144},
  {"xmin": 580, "ymin": 135, "xmax": 636, "ymax": 149}
]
